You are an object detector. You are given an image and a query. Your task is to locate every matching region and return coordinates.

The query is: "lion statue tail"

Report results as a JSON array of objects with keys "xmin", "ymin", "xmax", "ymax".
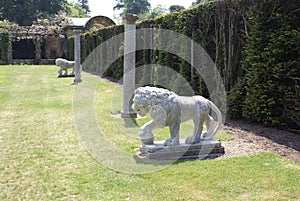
[{"xmin": 206, "ymin": 100, "xmax": 223, "ymax": 140}]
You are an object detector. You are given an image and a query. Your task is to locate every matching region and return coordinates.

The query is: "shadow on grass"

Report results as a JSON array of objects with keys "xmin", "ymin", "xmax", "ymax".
[{"xmin": 133, "ymin": 155, "xmax": 174, "ymax": 166}]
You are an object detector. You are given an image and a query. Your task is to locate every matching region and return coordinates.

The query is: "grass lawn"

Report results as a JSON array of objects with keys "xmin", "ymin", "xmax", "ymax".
[{"xmin": 0, "ymin": 65, "xmax": 299, "ymax": 200}]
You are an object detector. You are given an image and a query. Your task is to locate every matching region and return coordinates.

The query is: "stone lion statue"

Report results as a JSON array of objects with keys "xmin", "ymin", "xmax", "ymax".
[
  {"xmin": 132, "ymin": 86, "xmax": 222, "ymax": 146},
  {"xmin": 55, "ymin": 58, "xmax": 75, "ymax": 76}
]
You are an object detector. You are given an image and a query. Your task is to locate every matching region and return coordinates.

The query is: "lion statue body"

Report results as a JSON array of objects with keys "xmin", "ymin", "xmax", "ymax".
[
  {"xmin": 132, "ymin": 86, "xmax": 222, "ymax": 146},
  {"xmin": 55, "ymin": 58, "xmax": 75, "ymax": 76}
]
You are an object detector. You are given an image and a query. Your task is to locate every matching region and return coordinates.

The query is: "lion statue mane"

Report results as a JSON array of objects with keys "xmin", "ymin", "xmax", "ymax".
[{"xmin": 132, "ymin": 86, "xmax": 222, "ymax": 146}]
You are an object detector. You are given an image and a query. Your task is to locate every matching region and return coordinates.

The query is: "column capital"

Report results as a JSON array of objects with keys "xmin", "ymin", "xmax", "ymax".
[
  {"xmin": 73, "ymin": 29, "xmax": 82, "ymax": 34},
  {"xmin": 123, "ymin": 14, "xmax": 139, "ymax": 25}
]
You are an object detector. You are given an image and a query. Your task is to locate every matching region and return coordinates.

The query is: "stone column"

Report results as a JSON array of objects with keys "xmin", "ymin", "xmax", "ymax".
[
  {"xmin": 191, "ymin": 37, "xmax": 194, "ymax": 79},
  {"xmin": 74, "ymin": 30, "xmax": 82, "ymax": 83},
  {"xmin": 35, "ymin": 35, "xmax": 41, "ymax": 64},
  {"xmin": 7, "ymin": 38, "xmax": 12, "ymax": 64},
  {"xmin": 121, "ymin": 14, "xmax": 138, "ymax": 118}
]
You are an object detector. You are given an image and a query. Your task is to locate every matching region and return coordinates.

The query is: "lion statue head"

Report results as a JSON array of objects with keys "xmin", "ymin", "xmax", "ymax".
[{"xmin": 132, "ymin": 86, "xmax": 178, "ymax": 117}]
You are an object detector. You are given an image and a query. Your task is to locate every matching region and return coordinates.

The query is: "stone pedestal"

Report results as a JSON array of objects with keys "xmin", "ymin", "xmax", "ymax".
[
  {"xmin": 139, "ymin": 140, "xmax": 224, "ymax": 161},
  {"xmin": 74, "ymin": 30, "xmax": 82, "ymax": 83},
  {"xmin": 7, "ymin": 40, "xmax": 13, "ymax": 63},
  {"xmin": 121, "ymin": 14, "xmax": 139, "ymax": 119},
  {"xmin": 64, "ymin": 25, "xmax": 83, "ymax": 83},
  {"xmin": 35, "ymin": 35, "xmax": 41, "ymax": 64}
]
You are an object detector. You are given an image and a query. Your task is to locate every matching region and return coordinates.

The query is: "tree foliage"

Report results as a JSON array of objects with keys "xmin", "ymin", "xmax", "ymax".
[
  {"xmin": 77, "ymin": 0, "xmax": 90, "ymax": 14},
  {"xmin": 138, "ymin": 5, "xmax": 167, "ymax": 20},
  {"xmin": 114, "ymin": 0, "xmax": 150, "ymax": 15},
  {"xmin": 0, "ymin": 0, "xmax": 67, "ymax": 25},
  {"xmin": 65, "ymin": 2, "xmax": 89, "ymax": 17},
  {"xmin": 169, "ymin": 5, "xmax": 185, "ymax": 13},
  {"xmin": 192, "ymin": 0, "xmax": 213, "ymax": 7}
]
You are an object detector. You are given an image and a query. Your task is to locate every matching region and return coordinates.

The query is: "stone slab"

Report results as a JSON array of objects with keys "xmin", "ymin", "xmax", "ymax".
[{"xmin": 139, "ymin": 139, "xmax": 225, "ymax": 161}]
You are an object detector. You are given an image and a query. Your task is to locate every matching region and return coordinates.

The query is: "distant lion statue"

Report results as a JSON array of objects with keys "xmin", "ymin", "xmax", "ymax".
[
  {"xmin": 55, "ymin": 58, "xmax": 75, "ymax": 76},
  {"xmin": 132, "ymin": 86, "xmax": 222, "ymax": 146}
]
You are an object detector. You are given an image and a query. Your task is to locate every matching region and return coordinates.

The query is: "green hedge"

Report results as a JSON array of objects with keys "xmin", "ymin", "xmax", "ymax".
[
  {"xmin": 67, "ymin": 0, "xmax": 300, "ymax": 128},
  {"xmin": 68, "ymin": 0, "xmax": 250, "ymax": 91},
  {"xmin": 229, "ymin": 0, "xmax": 300, "ymax": 128}
]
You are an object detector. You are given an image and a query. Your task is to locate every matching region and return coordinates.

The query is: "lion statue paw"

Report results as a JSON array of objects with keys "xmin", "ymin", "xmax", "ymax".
[
  {"xmin": 185, "ymin": 135, "xmax": 201, "ymax": 144},
  {"xmin": 163, "ymin": 137, "xmax": 180, "ymax": 146}
]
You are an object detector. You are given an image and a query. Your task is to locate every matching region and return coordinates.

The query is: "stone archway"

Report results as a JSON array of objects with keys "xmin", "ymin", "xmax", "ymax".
[{"xmin": 84, "ymin": 16, "xmax": 116, "ymax": 31}]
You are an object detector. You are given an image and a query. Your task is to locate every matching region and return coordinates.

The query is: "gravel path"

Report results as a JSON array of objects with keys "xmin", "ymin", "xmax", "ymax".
[{"xmin": 219, "ymin": 120, "xmax": 300, "ymax": 163}]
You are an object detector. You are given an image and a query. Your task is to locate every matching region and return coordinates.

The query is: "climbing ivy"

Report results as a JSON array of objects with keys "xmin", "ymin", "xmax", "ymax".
[
  {"xmin": 0, "ymin": 20, "xmax": 16, "ymax": 61},
  {"xmin": 0, "ymin": 33, "xmax": 10, "ymax": 61}
]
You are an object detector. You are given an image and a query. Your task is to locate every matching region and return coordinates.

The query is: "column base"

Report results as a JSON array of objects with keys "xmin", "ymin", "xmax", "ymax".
[
  {"xmin": 74, "ymin": 78, "xmax": 82, "ymax": 83},
  {"xmin": 121, "ymin": 112, "xmax": 137, "ymax": 118}
]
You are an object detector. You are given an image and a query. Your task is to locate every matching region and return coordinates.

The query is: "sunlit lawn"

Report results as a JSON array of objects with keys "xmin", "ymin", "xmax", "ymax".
[{"xmin": 0, "ymin": 65, "xmax": 299, "ymax": 200}]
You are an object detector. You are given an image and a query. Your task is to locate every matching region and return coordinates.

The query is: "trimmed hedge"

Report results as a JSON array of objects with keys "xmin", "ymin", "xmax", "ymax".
[
  {"xmin": 229, "ymin": 0, "xmax": 300, "ymax": 128},
  {"xmin": 67, "ymin": 0, "xmax": 300, "ymax": 128}
]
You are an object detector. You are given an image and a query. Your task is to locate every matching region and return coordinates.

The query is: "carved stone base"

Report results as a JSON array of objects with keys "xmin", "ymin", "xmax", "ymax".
[
  {"xmin": 58, "ymin": 74, "xmax": 75, "ymax": 78},
  {"xmin": 139, "ymin": 139, "xmax": 224, "ymax": 161}
]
